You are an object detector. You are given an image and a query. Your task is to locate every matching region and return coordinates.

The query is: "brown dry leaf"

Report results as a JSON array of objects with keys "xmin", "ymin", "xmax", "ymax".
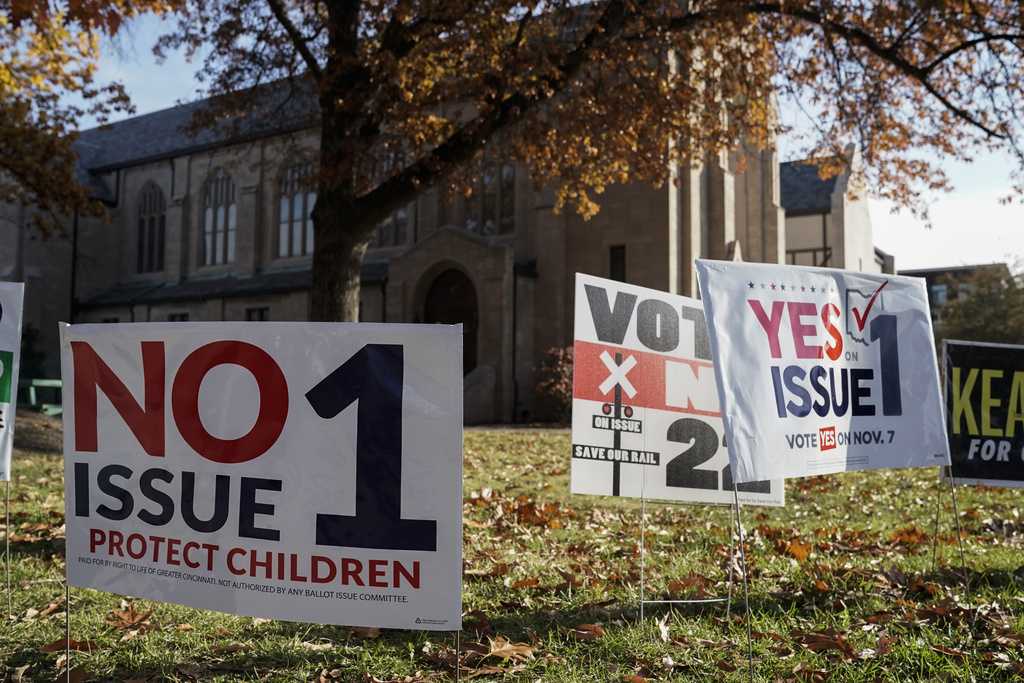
[
  {"xmin": 510, "ymin": 577, "xmax": 540, "ymax": 589},
  {"xmin": 889, "ymin": 525, "xmax": 928, "ymax": 546},
  {"xmin": 37, "ymin": 597, "xmax": 65, "ymax": 619},
  {"xmin": 622, "ymin": 676, "xmax": 647, "ymax": 683},
  {"xmin": 785, "ymin": 540, "xmax": 812, "ymax": 562},
  {"xmin": 212, "ymin": 642, "xmax": 247, "ymax": 655},
  {"xmin": 667, "ymin": 573, "xmax": 710, "ymax": 598},
  {"xmin": 568, "ymin": 623, "xmax": 605, "ymax": 641},
  {"xmin": 351, "ymin": 626, "xmax": 383, "ymax": 639},
  {"xmin": 793, "ymin": 630, "xmax": 857, "ymax": 660},
  {"xmin": 484, "ymin": 635, "xmax": 534, "ymax": 661},
  {"xmin": 931, "ymin": 644, "xmax": 968, "ymax": 658},
  {"xmin": 175, "ymin": 623, "xmax": 194, "ymax": 632},
  {"xmin": 877, "ymin": 634, "xmax": 896, "ymax": 656},
  {"xmin": 106, "ymin": 605, "xmax": 154, "ymax": 631},
  {"xmin": 65, "ymin": 668, "xmax": 89, "ymax": 683},
  {"xmin": 40, "ymin": 638, "xmax": 100, "ymax": 653}
]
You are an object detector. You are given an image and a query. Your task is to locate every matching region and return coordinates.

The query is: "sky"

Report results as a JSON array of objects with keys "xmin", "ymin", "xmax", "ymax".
[{"xmin": 82, "ymin": 15, "xmax": 1024, "ymax": 273}]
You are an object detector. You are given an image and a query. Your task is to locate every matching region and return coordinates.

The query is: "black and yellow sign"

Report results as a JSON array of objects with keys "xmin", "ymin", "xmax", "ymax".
[{"xmin": 946, "ymin": 340, "xmax": 1024, "ymax": 487}]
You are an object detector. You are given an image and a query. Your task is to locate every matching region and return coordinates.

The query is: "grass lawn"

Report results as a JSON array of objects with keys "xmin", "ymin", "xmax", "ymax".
[{"xmin": 2, "ymin": 416, "xmax": 1024, "ymax": 681}]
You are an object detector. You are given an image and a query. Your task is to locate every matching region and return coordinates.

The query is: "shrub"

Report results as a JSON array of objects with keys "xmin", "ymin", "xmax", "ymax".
[{"xmin": 535, "ymin": 346, "xmax": 574, "ymax": 424}]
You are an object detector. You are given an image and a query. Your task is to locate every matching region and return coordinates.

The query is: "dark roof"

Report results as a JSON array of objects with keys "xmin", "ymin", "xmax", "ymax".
[
  {"xmin": 780, "ymin": 160, "xmax": 839, "ymax": 215},
  {"xmin": 79, "ymin": 262, "xmax": 388, "ymax": 309},
  {"xmin": 72, "ymin": 80, "xmax": 318, "ymax": 179},
  {"xmin": 898, "ymin": 263, "xmax": 1010, "ymax": 278}
]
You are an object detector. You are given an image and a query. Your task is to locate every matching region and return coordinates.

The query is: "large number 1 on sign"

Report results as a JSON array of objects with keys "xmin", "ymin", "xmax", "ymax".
[{"xmin": 305, "ymin": 344, "xmax": 437, "ymax": 551}]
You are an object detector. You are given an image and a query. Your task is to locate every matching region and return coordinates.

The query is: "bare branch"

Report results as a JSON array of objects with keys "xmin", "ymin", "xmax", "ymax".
[{"xmin": 266, "ymin": 0, "xmax": 323, "ymax": 81}]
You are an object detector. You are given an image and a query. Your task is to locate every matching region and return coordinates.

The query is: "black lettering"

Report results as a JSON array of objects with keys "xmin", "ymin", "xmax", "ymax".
[
  {"xmin": 851, "ymin": 369, "xmax": 876, "ymax": 416},
  {"xmin": 96, "ymin": 464, "xmax": 133, "ymax": 521},
  {"xmin": 636, "ymin": 299, "xmax": 679, "ymax": 352},
  {"xmin": 181, "ymin": 472, "xmax": 229, "ymax": 533},
  {"xmin": 138, "ymin": 468, "xmax": 174, "ymax": 526},
  {"xmin": 239, "ymin": 477, "xmax": 281, "ymax": 541},
  {"xmin": 584, "ymin": 284, "xmax": 637, "ymax": 344}
]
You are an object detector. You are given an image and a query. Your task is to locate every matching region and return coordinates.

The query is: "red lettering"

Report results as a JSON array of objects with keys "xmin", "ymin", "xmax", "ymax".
[
  {"xmin": 201, "ymin": 543, "xmax": 219, "ymax": 571},
  {"xmin": 787, "ymin": 302, "xmax": 822, "ymax": 359},
  {"xmin": 394, "ymin": 560, "xmax": 420, "ymax": 589},
  {"xmin": 250, "ymin": 550, "xmax": 273, "ymax": 579},
  {"xmin": 171, "ymin": 341, "xmax": 288, "ymax": 464},
  {"xmin": 341, "ymin": 558, "xmax": 364, "ymax": 586},
  {"xmin": 290, "ymin": 554, "xmax": 308, "ymax": 582},
  {"xmin": 72, "ymin": 341, "xmax": 164, "ymax": 456},
  {"xmin": 227, "ymin": 548, "xmax": 247, "ymax": 575},
  {"xmin": 109, "ymin": 530, "xmax": 124, "ymax": 557},
  {"xmin": 369, "ymin": 559, "xmax": 388, "ymax": 588},
  {"xmin": 748, "ymin": 300, "xmax": 785, "ymax": 358},
  {"xmin": 166, "ymin": 537, "xmax": 181, "ymax": 566},
  {"xmin": 311, "ymin": 556, "xmax": 336, "ymax": 583},
  {"xmin": 183, "ymin": 541, "xmax": 201, "ymax": 569},
  {"xmin": 89, "ymin": 528, "xmax": 105, "ymax": 553},
  {"xmin": 148, "ymin": 535, "xmax": 165, "ymax": 561},
  {"xmin": 126, "ymin": 533, "xmax": 146, "ymax": 559},
  {"xmin": 822, "ymin": 303, "xmax": 843, "ymax": 361}
]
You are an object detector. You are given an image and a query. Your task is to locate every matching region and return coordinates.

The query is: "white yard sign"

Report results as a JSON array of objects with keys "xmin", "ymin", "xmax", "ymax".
[
  {"xmin": 0, "ymin": 282, "xmax": 24, "ymax": 481},
  {"xmin": 696, "ymin": 260, "xmax": 948, "ymax": 483},
  {"xmin": 61, "ymin": 322, "xmax": 462, "ymax": 630},
  {"xmin": 571, "ymin": 274, "xmax": 783, "ymax": 506}
]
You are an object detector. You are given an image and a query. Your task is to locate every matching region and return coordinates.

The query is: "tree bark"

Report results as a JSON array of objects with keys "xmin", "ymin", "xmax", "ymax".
[{"xmin": 310, "ymin": 188, "xmax": 371, "ymax": 321}]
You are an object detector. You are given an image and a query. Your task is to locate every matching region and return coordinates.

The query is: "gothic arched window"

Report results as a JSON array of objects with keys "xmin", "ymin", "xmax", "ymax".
[
  {"xmin": 201, "ymin": 168, "xmax": 236, "ymax": 265},
  {"xmin": 278, "ymin": 162, "xmax": 316, "ymax": 257},
  {"xmin": 137, "ymin": 182, "xmax": 166, "ymax": 273}
]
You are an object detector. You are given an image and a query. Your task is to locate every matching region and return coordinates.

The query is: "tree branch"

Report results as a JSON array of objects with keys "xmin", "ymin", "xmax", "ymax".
[
  {"xmin": 266, "ymin": 0, "xmax": 323, "ymax": 81},
  {"xmin": 742, "ymin": 2, "xmax": 1011, "ymax": 140}
]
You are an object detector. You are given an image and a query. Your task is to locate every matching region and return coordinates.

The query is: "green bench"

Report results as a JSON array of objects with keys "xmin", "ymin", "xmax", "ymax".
[{"xmin": 19, "ymin": 378, "xmax": 63, "ymax": 416}]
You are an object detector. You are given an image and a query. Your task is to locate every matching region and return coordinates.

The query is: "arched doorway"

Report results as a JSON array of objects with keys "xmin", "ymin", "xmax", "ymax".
[{"xmin": 423, "ymin": 268, "xmax": 478, "ymax": 374}]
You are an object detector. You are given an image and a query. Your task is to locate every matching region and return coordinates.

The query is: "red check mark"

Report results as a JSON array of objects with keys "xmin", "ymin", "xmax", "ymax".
[{"xmin": 851, "ymin": 280, "xmax": 888, "ymax": 331}]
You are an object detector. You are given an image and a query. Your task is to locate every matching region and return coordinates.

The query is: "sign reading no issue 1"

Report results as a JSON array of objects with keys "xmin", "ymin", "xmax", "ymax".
[
  {"xmin": 61, "ymin": 322, "xmax": 463, "ymax": 630},
  {"xmin": 945, "ymin": 339, "xmax": 1024, "ymax": 488}
]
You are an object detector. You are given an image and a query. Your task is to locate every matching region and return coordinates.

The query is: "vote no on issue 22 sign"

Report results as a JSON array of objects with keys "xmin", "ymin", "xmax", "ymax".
[
  {"xmin": 60, "ymin": 322, "xmax": 463, "ymax": 630},
  {"xmin": 945, "ymin": 339, "xmax": 1024, "ymax": 488},
  {"xmin": 571, "ymin": 273, "xmax": 783, "ymax": 506}
]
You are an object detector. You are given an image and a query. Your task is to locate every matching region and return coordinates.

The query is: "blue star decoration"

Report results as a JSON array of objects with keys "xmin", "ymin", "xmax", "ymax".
[
  {"xmin": 780, "ymin": 284, "xmax": 786, "ymax": 291},
  {"xmin": 748, "ymin": 281, "xmax": 755, "ymax": 288},
  {"xmin": 770, "ymin": 283, "xmax": 777, "ymax": 290},
  {"xmin": 810, "ymin": 286, "xmax": 816, "ymax": 292}
]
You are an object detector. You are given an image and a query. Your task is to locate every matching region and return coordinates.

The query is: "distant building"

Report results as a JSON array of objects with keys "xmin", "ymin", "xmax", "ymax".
[
  {"xmin": 2, "ymin": 90, "xmax": 891, "ymax": 421},
  {"xmin": 898, "ymin": 263, "xmax": 1012, "ymax": 323},
  {"xmin": 780, "ymin": 146, "xmax": 895, "ymax": 275}
]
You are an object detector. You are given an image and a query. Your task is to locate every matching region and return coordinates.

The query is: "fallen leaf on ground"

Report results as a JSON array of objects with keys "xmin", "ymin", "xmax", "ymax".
[
  {"xmin": 484, "ymin": 636, "xmax": 534, "ymax": 661},
  {"xmin": 568, "ymin": 623, "xmax": 605, "ymax": 641},
  {"xmin": 40, "ymin": 638, "xmax": 100, "ymax": 653}
]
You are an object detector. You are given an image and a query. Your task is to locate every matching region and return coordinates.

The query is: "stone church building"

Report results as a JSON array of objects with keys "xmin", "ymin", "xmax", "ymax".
[{"xmin": 0, "ymin": 95, "xmax": 893, "ymax": 423}]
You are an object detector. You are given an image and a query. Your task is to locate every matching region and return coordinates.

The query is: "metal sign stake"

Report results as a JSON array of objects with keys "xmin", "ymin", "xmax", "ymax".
[{"xmin": 732, "ymin": 484, "xmax": 754, "ymax": 683}]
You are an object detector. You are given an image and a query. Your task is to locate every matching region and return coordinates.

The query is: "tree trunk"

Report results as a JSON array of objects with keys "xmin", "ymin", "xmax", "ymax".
[{"xmin": 310, "ymin": 190, "xmax": 371, "ymax": 322}]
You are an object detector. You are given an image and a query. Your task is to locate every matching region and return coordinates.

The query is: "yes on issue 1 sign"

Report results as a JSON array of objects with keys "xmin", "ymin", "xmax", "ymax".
[
  {"xmin": 60, "ymin": 322, "xmax": 462, "ymax": 630},
  {"xmin": 0, "ymin": 282, "xmax": 24, "ymax": 481},
  {"xmin": 696, "ymin": 260, "xmax": 948, "ymax": 483},
  {"xmin": 945, "ymin": 339, "xmax": 1024, "ymax": 488},
  {"xmin": 571, "ymin": 273, "xmax": 783, "ymax": 506}
]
